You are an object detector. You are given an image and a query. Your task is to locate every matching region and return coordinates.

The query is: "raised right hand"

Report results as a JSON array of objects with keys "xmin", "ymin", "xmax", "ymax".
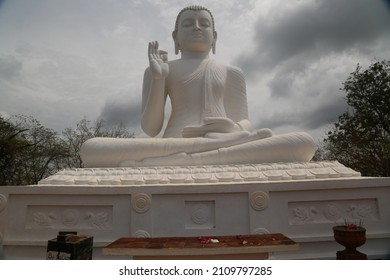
[{"xmin": 148, "ymin": 41, "xmax": 169, "ymax": 80}]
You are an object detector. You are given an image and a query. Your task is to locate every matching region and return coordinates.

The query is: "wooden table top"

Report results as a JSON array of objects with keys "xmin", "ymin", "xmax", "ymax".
[{"xmin": 102, "ymin": 233, "xmax": 299, "ymax": 256}]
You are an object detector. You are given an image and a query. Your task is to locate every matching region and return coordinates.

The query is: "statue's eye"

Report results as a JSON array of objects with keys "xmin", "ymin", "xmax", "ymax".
[
  {"xmin": 199, "ymin": 19, "xmax": 211, "ymax": 27},
  {"xmin": 181, "ymin": 19, "xmax": 194, "ymax": 28}
]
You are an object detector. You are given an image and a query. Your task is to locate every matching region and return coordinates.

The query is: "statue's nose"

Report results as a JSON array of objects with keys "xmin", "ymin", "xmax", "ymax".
[{"xmin": 193, "ymin": 21, "xmax": 201, "ymax": 31}]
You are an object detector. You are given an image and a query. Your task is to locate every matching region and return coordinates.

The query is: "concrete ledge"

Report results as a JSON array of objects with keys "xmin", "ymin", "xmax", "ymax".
[{"xmin": 1, "ymin": 167, "xmax": 389, "ymax": 259}]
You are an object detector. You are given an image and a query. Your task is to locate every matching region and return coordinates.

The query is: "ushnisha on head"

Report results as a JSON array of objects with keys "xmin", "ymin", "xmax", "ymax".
[{"xmin": 172, "ymin": 5, "xmax": 217, "ymax": 55}]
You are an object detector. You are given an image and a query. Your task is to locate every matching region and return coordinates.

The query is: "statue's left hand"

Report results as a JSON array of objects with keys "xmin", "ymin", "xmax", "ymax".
[{"xmin": 182, "ymin": 117, "xmax": 240, "ymax": 138}]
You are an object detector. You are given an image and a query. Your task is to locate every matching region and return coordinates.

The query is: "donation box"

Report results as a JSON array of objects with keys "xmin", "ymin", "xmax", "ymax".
[{"xmin": 46, "ymin": 232, "xmax": 93, "ymax": 260}]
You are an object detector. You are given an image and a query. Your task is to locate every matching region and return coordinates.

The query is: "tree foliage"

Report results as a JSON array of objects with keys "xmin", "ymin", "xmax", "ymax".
[
  {"xmin": 324, "ymin": 60, "xmax": 390, "ymax": 176},
  {"xmin": 0, "ymin": 115, "xmax": 68, "ymax": 185},
  {"xmin": 0, "ymin": 115, "xmax": 134, "ymax": 185},
  {"xmin": 62, "ymin": 117, "xmax": 134, "ymax": 168}
]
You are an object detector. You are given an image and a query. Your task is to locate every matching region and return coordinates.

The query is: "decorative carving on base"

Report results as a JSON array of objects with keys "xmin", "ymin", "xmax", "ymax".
[
  {"xmin": 131, "ymin": 193, "xmax": 151, "ymax": 213},
  {"xmin": 26, "ymin": 206, "xmax": 112, "ymax": 229},
  {"xmin": 252, "ymin": 228, "xmax": 270, "ymax": 235},
  {"xmin": 33, "ymin": 211, "xmax": 57, "ymax": 227},
  {"xmin": 323, "ymin": 203, "xmax": 342, "ymax": 221},
  {"xmin": 133, "ymin": 230, "xmax": 151, "ymax": 238},
  {"xmin": 290, "ymin": 199, "xmax": 378, "ymax": 225},
  {"xmin": 62, "ymin": 209, "xmax": 80, "ymax": 227},
  {"xmin": 292, "ymin": 207, "xmax": 319, "ymax": 223},
  {"xmin": 249, "ymin": 191, "xmax": 269, "ymax": 211},
  {"xmin": 85, "ymin": 212, "xmax": 109, "ymax": 229},
  {"xmin": 191, "ymin": 204, "xmax": 210, "ymax": 224},
  {"xmin": 185, "ymin": 201, "xmax": 216, "ymax": 229},
  {"xmin": 38, "ymin": 161, "xmax": 361, "ymax": 186}
]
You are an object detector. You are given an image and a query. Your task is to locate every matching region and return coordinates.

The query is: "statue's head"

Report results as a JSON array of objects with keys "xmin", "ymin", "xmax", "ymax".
[{"xmin": 172, "ymin": 5, "xmax": 217, "ymax": 55}]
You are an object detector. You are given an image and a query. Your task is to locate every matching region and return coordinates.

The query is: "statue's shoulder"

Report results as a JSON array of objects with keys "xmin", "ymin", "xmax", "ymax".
[
  {"xmin": 167, "ymin": 58, "xmax": 182, "ymax": 67},
  {"xmin": 224, "ymin": 64, "xmax": 245, "ymax": 85},
  {"xmin": 225, "ymin": 64, "xmax": 244, "ymax": 76},
  {"xmin": 209, "ymin": 60, "xmax": 244, "ymax": 76},
  {"xmin": 165, "ymin": 59, "xmax": 186, "ymax": 74}
]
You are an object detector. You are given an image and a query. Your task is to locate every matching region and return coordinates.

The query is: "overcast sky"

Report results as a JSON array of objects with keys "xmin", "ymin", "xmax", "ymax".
[{"xmin": 1, "ymin": 0, "xmax": 389, "ymax": 143}]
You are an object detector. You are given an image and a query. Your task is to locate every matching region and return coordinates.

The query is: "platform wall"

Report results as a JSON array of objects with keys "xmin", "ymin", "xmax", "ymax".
[{"xmin": 1, "ymin": 177, "xmax": 389, "ymax": 259}]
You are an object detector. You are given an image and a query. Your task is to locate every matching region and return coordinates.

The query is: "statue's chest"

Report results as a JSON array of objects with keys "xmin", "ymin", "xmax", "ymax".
[{"xmin": 167, "ymin": 64, "xmax": 227, "ymax": 102}]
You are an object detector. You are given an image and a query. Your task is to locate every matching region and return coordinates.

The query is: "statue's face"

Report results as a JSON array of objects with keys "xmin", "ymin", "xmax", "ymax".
[{"xmin": 175, "ymin": 10, "xmax": 216, "ymax": 53}]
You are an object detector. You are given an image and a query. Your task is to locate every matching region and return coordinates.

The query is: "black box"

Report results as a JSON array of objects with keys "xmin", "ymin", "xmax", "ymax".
[{"xmin": 46, "ymin": 232, "xmax": 93, "ymax": 260}]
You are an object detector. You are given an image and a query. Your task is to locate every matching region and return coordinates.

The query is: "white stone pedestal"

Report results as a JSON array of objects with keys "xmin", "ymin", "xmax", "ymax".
[{"xmin": 1, "ymin": 161, "xmax": 389, "ymax": 259}]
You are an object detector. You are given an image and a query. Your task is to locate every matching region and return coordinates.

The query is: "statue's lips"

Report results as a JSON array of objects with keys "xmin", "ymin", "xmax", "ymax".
[{"xmin": 191, "ymin": 32, "xmax": 203, "ymax": 38}]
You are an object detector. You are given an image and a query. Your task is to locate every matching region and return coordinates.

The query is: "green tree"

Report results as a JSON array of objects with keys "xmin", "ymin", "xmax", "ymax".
[
  {"xmin": 61, "ymin": 117, "xmax": 134, "ymax": 168},
  {"xmin": 324, "ymin": 60, "xmax": 390, "ymax": 176},
  {"xmin": 0, "ymin": 115, "xmax": 134, "ymax": 186},
  {"xmin": 1, "ymin": 115, "xmax": 135, "ymax": 185},
  {"xmin": 0, "ymin": 116, "xmax": 28, "ymax": 185},
  {"xmin": 0, "ymin": 115, "xmax": 68, "ymax": 185}
]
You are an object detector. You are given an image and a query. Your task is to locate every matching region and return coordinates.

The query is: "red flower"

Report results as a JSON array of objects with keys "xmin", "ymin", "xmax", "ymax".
[
  {"xmin": 346, "ymin": 223, "xmax": 358, "ymax": 229},
  {"xmin": 198, "ymin": 236, "xmax": 211, "ymax": 244}
]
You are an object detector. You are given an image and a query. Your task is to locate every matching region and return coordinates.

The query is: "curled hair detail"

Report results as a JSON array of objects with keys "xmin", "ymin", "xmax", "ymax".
[{"xmin": 174, "ymin": 5, "xmax": 215, "ymax": 32}]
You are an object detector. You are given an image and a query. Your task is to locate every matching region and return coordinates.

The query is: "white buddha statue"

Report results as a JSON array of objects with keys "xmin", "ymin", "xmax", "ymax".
[{"xmin": 80, "ymin": 5, "xmax": 316, "ymax": 167}]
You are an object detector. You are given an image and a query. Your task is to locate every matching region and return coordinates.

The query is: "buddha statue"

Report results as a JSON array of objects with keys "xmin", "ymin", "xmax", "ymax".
[{"xmin": 80, "ymin": 5, "xmax": 316, "ymax": 167}]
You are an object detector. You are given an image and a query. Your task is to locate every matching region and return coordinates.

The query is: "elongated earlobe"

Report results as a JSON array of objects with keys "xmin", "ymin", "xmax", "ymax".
[
  {"xmin": 175, "ymin": 42, "xmax": 180, "ymax": 55},
  {"xmin": 212, "ymin": 31, "xmax": 217, "ymax": 54},
  {"xmin": 172, "ymin": 31, "xmax": 179, "ymax": 55}
]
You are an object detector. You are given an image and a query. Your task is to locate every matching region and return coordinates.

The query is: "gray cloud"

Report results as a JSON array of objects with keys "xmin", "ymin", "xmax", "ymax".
[
  {"xmin": 233, "ymin": 0, "xmax": 390, "ymax": 139},
  {"xmin": 237, "ymin": 0, "xmax": 390, "ymax": 75},
  {"xmin": 98, "ymin": 92, "xmax": 141, "ymax": 130},
  {"xmin": 266, "ymin": 60, "xmax": 308, "ymax": 99},
  {"xmin": 1, "ymin": 0, "xmax": 388, "ymax": 142},
  {"xmin": 254, "ymin": 95, "xmax": 347, "ymax": 131},
  {"xmin": 0, "ymin": 55, "xmax": 22, "ymax": 80},
  {"xmin": 301, "ymin": 97, "xmax": 348, "ymax": 130}
]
